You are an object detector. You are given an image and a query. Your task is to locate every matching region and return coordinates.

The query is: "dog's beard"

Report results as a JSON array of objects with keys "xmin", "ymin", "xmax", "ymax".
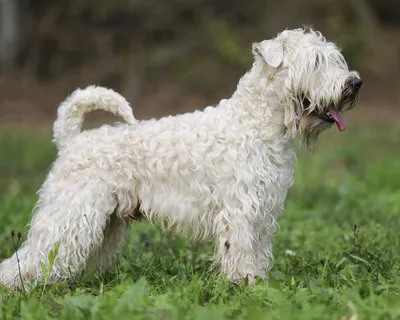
[
  {"xmin": 297, "ymin": 114, "xmax": 333, "ymax": 149},
  {"xmin": 296, "ymin": 90, "xmax": 359, "ymax": 150}
]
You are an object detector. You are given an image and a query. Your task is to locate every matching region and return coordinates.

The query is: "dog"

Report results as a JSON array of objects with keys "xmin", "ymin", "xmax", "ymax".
[{"xmin": 0, "ymin": 27, "xmax": 361, "ymax": 289}]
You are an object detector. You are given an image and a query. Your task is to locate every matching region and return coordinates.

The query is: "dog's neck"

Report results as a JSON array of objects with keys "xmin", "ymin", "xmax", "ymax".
[{"xmin": 224, "ymin": 63, "xmax": 290, "ymax": 144}]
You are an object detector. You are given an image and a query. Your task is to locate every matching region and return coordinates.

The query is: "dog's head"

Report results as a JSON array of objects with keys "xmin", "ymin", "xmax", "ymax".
[{"xmin": 253, "ymin": 27, "xmax": 362, "ymax": 148}]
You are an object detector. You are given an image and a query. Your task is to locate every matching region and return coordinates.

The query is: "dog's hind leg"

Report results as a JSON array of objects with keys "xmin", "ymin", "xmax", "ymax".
[
  {"xmin": 85, "ymin": 212, "xmax": 131, "ymax": 276},
  {"xmin": 0, "ymin": 179, "xmax": 119, "ymax": 289}
]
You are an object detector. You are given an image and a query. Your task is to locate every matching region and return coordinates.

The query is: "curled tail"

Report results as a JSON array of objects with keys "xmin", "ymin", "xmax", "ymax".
[{"xmin": 53, "ymin": 85, "xmax": 137, "ymax": 150}]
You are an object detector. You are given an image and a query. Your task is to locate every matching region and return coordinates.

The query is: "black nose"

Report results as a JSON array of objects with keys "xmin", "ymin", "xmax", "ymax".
[{"xmin": 351, "ymin": 77, "xmax": 363, "ymax": 89}]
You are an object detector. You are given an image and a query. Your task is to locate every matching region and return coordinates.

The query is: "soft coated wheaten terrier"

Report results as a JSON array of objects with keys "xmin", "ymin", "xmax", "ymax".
[{"xmin": 0, "ymin": 27, "xmax": 362, "ymax": 289}]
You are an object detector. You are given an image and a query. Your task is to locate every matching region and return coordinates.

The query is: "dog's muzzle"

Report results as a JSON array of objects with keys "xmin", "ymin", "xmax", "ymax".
[
  {"xmin": 341, "ymin": 75, "xmax": 362, "ymax": 108},
  {"xmin": 328, "ymin": 75, "xmax": 362, "ymax": 131},
  {"xmin": 343, "ymin": 76, "xmax": 363, "ymax": 102},
  {"xmin": 300, "ymin": 75, "xmax": 362, "ymax": 132}
]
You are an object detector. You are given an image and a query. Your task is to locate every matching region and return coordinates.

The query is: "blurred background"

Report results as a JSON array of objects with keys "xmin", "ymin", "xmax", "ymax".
[{"xmin": 0, "ymin": 0, "xmax": 399, "ymax": 126}]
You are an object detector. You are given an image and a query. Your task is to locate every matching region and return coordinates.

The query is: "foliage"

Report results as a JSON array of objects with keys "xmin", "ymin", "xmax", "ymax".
[
  {"xmin": 12, "ymin": 0, "xmax": 378, "ymax": 81},
  {"xmin": 0, "ymin": 126, "xmax": 399, "ymax": 319}
]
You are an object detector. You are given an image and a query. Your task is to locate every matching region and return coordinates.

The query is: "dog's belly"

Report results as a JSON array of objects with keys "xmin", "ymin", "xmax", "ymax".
[{"xmin": 135, "ymin": 175, "xmax": 222, "ymax": 239}]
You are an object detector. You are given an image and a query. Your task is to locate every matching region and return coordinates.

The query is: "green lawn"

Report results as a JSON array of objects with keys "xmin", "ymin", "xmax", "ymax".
[{"xmin": 0, "ymin": 125, "xmax": 399, "ymax": 320}]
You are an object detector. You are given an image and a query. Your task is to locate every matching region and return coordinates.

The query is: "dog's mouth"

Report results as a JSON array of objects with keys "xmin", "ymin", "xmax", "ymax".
[{"xmin": 303, "ymin": 98, "xmax": 346, "ymax": 131}]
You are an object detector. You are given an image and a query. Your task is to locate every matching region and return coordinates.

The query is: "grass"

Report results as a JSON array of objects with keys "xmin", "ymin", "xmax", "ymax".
[{"xmin": 0, "ymin": 125, "xmax": 400, "ymax": 319}]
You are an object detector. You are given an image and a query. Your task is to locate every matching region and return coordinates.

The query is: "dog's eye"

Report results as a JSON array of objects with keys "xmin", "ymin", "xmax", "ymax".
[{"xmin": 303, "ymin": 98, "xmax": 311, "ymax": 109}]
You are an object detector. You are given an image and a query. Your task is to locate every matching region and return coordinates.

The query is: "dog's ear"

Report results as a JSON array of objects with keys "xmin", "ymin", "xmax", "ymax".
[{"xmin": 252, "ymin": 40, "xmax": 283, "ymax": 69}]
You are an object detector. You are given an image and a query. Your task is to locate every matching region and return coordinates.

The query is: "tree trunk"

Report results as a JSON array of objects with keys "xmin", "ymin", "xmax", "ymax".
[{"xmin": 0, "ymin": 0, "xmax": 19, "ymax": 71}]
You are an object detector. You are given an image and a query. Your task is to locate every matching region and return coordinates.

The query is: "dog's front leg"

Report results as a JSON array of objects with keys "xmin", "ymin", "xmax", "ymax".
[
  {"xmin": 252, "ymin": 227, "xmax": 274, "ymax": 282},
  {"xmin": 214, "ymin": 206, "xmax": 262, "ymax": 286}
]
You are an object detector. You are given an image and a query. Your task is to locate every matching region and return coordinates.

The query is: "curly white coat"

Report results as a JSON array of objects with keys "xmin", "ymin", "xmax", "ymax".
[{"xmin": 0, "ymin": 28, "xmax": 360, "ymax": 289}]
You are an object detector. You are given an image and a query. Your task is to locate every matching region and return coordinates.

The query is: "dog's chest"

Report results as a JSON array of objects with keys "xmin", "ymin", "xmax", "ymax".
[{"xmin": 252, "ymin": 145, "xmax": 296, "ymax": 214}]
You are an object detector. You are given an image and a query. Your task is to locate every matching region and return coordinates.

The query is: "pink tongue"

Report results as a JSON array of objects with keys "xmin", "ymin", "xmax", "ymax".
[{"xmin": 329, "ymin": 107, "xmax": 346, "ymax": 131}]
